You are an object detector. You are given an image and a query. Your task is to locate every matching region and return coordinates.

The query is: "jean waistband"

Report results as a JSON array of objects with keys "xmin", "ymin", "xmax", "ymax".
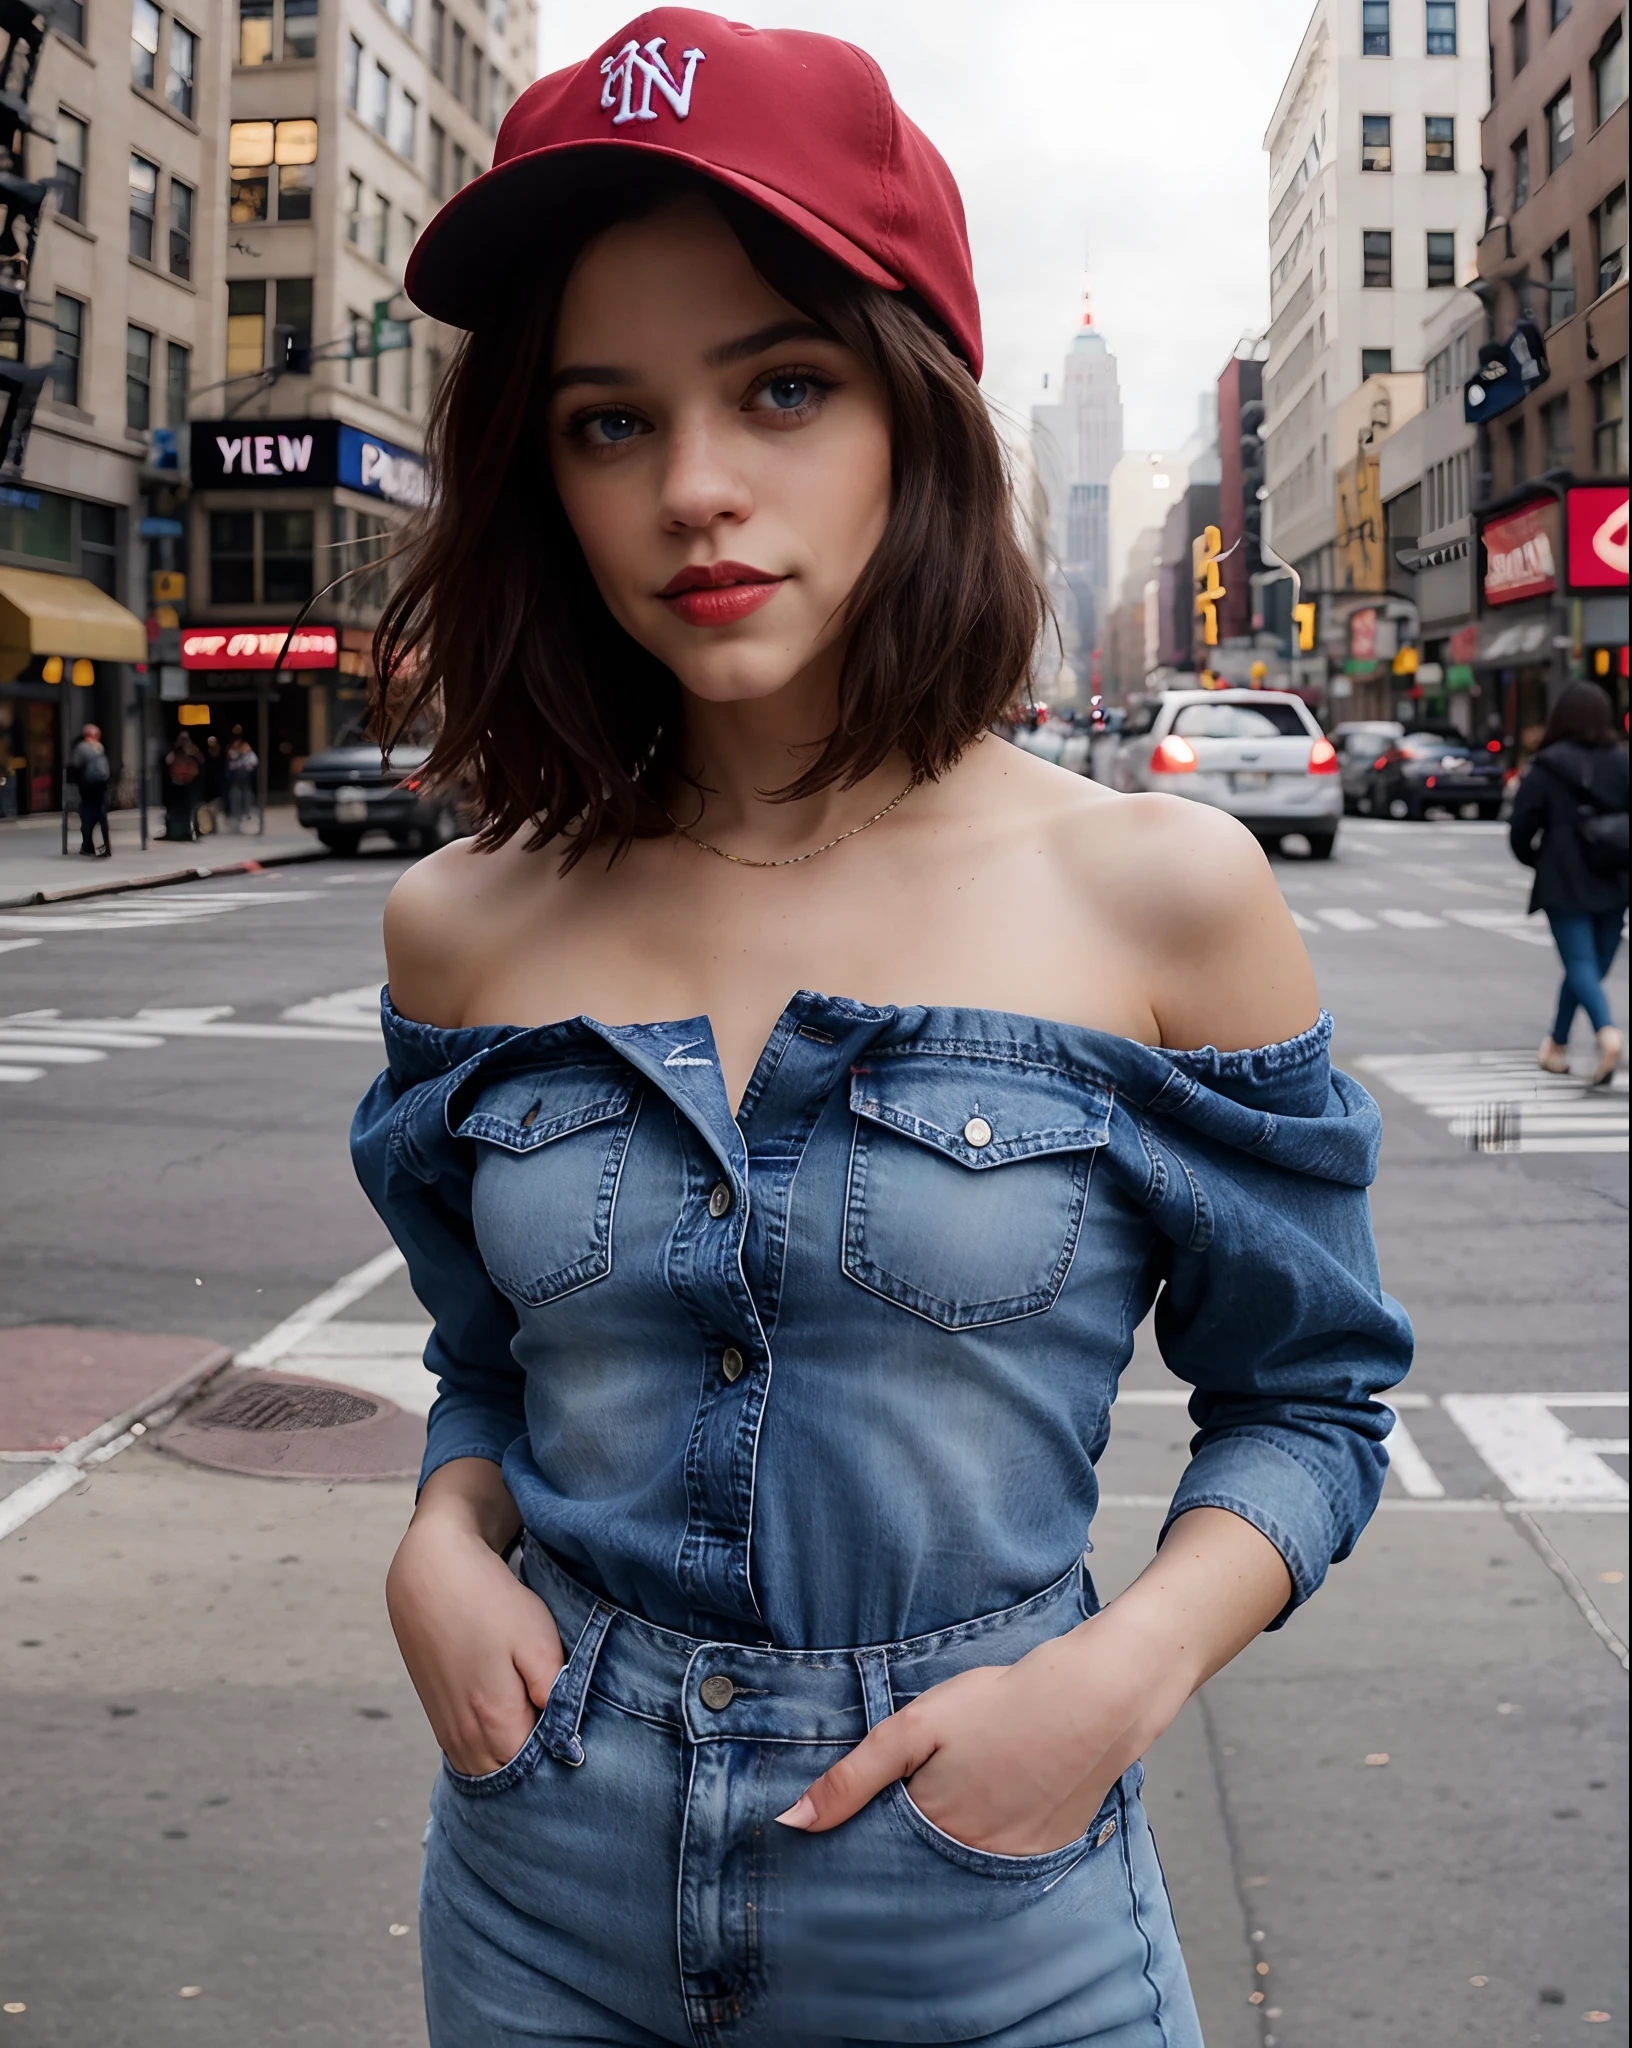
[{"xmin": 520, "ymin": 1539, "xmax": 1095, "ymax": 1767}]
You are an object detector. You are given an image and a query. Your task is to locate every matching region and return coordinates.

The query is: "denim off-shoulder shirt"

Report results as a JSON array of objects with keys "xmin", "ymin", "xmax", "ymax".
[{"xmin": 351, "ymin": 992, "xmax": 1412, "ymax": 1648}]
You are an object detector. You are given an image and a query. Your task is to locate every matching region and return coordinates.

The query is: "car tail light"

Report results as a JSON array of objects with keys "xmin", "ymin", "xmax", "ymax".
[
  {"xmin": 1374, "ymin": 752, "xmax": 1394, "ymax": 770},
  {"xmin": 1485, "ymin": 739, "xmax": 1503, "ymax": 753},
  {"xmin": 1150, "ymin": 735, "xmax": 1198, "ymax": 774},
  {"xmin": 1426, "ymin": 775, "xmax": 1437, "ymax": 788},
  {"xmin": 401, "ymin": 774, "xmax": 423, "ymax": 791},
  {"xmin": 1308, "ymin": 737, "xmax": 1339, "ymax": 774}
]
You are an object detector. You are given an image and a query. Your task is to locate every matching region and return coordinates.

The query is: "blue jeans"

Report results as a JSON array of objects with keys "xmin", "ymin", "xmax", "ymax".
[
  {"xmin": 1546, "ymin": 908, "xmax": 1626, "ymax": 1040},
  {"xmin": 420, "ymin": 1543, "xmax": 1201, "ymax": 2046}
]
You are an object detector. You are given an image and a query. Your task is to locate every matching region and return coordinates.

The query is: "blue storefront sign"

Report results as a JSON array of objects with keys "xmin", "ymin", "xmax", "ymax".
[
  {"xmin": 189, "ymin": 419, "xmax": 428, "ymax": 508},
  {"xmin": 337, "ymin": 426, "xmax": 428, "ymax": 509}
]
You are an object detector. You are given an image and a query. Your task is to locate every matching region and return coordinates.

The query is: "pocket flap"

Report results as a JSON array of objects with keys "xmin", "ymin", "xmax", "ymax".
[
  {"xmin": 848, "ymin": 1054, "xmax": 1112, "ymax": 1168},
  {"xmin": 451, "ymin": 1064, "xmax": 638, "ymax": 1152}
]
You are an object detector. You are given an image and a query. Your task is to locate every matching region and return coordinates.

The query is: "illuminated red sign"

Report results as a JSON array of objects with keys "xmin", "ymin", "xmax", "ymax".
[
  {"xmin": 180, "ymin": 626, "xmax": 339, "ymax": 670},
  {"xmin": 1482, "ymin": 498, "xmax": 1558, "ymax": 606},
  {"xmin": 1567, "ymin": 487, "xmax": 1630, "ymax": 589},
  {"xmin": 1349, "ymin": 608, "xmax": 1377, "ymax": 659}
]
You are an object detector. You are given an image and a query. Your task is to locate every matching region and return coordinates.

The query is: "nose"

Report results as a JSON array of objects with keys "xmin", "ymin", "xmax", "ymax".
[{"xmin": 656, "ymin": 412, "xmax": 753, "ymax": 536}]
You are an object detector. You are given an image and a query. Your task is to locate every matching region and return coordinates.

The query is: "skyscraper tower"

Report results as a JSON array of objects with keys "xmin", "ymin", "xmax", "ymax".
[{"xmin": 1032, "ymin": 288, "xmax": 1125, "ymax": 680}]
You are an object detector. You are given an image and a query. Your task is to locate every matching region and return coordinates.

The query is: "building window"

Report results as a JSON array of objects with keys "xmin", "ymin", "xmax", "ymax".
[
  {"xmin": 1592, "ymin": 361, "xmax": 1626, "ymax": 473},
  {"xmin": 1424, "ymin": 115, "xmax": 1455, "ymax": 170},
  {"xmin": 1511, "ymin": 2, "xmax": 1528, "ymax": 73},
  {"xmin": 1546, "ymin": 87, "xmax": 1574, "ymax": 173},
  {"xmin": 392, "ymin": 85, "xmax": 417, "ymax": 160},
  {"xmin": 55, "ymin": 0, "xmax": 85, "ymax": 40},
  {"xmin": 274, "ymin": 277, "xmax": 313, "ymax": 369},
  {"xmin": 54, "ymin": 112, "xmax": 86, "ymax": 223},
  {"xmin": 131, "ymin": 0, "xmax": 160, "ymax": 89},
  {"xmin": 1506, "ymin": 416, "xmax": 1527, "ymax": 485},
  {"xmin": 165, "ymin": 340, "xmax": 189, "ymax": 427},
  {"xmin": 276, "ymin": 118, "xmax": 317, "ymax": 218},
  {"xmin": 346, "ymin": 33, "xmax": 362, "ymax": 107},
  {"xmin": 1540, "ymin": 396, "xmax": 1572, "ymax": 469},
  {"xmin": 470, "ymin": 41, "xmax": 483, "ymax": 115},
  {"xmin": 230, "ymin": 122, "xmax": 271, "ymax": 219},
  {"xmin": 344, "ymin": 307, "xmax": 364, "ymax": 384},
  {"xmin": 229, "ymin": 118, "xmax": 318, "ymax": 222},
  {"xmin": 430, "ymin": 0, "xmax": 444, "ymax": 75},
  {"xmin": 126, "ymin": 325, "xmax": 153, "ymax": 431},
  {"xmin": 1427, "ymin": 230, "xmax": 1456, "ymax": 287},
  {"xmin": 428, "ymin": 117, "xmax": 446, "ymax": 198},
  {"xmin": 451, "ymin": 141, "xmax": 465, "ymax": 189},
  {"xmin": 169, "ymin": 177, "xmax": 193, "ymax": 278},
  {"xmin": 239, "ymin": 0, "xmax": 272, "ymax": 62},
  {"xmin": 226, "ymin": 278, "xmax": 266, "ymax": 376},
  {"xmin": 1362, "ymin": 113, "xmax": 1391, "ymax": 170},
  {"xmin": 51, "ymin": 294, "xmax": 83, "ymax": 408},
  {"xmin": 1594, "ymin": 18, "xmax": 1626, "ymax": 125},
  {"xmin": 1426, "ymin": 0, "xmax": 1456, "ymax": 54},
  {"xmin": 128, "ymin": 153, "xmax": 158, "ymax": 261},
  {"xmin": 371, "ymin": 60, "xmax": 390, "ymax": 135},
  {"xmin": 373, "ymin": 191, "xmax": 390, "ymax": 265},
  {"xmin": 166, "ymin": 20, "xmax": 196, "ymax": 116},
  {"xmin": 382, "ymin": 0, "xmax": 412, "ymax": 32},
  {"xmin": 1361, "ymin": 348, "xmax": 1394, "ymax": 378},
  {"xmin": 1363, "ymin": 230, "xmax": 1392, "ymax": 287},
  {"xmin": 263, "ymin": 510, "xmax": 314, "ymax": 604},
  {"xmin": 1511, "ymin": 130, "xmax": 1530, "ymax": 210},
  {"xmin": 210, "ymin": 512, "xmax": 257, "ymax": 605},
  {"xmin": 1362, "ymin": 0, "xmax": 1389, "ymax": 55},
  {"xmin": 1550, "ymin": 0, "xmax": 1571, "ymax": 26},
  {"xmin": 1545, "ymin": 234, "xmax": 1575, "ymax": 323},
  {"xmin": 284, "ymin": 0, "xmax": 317, "ymax": 61},
  {"xmin": 487, "ymin": 63, "xmax": 501, "ymax": 133},
  {"xmin": 451, "ymin": 20, "xmax": 464, "ymax": 96},
  {"xmin": 1595, "ymin": 185, "xmax": 1627, "ymax": 297},
  {"xmin": 346, "ymin": 171, "xmax": 363, "ymax": 243}
]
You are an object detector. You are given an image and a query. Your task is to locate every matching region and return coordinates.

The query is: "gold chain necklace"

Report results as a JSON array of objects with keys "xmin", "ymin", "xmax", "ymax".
[{"xmin": 667, "ymin": 775, "xmax": 919, "ymax": 869}]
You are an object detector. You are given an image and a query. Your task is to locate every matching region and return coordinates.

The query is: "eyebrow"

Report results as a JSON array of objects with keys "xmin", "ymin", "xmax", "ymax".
[{"xmin": 548, "ymin": 318, "xmax": 836, "ymax": 397}]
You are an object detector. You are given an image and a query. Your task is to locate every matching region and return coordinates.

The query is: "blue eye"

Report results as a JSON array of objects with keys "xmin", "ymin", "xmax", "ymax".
[
  {"xmin": 588, "ymin": 411, "xmax": 643, "ymax": 443},
  {"xmin": 763, "ymin": 377, "xmax": 812, "ymax": 411}
]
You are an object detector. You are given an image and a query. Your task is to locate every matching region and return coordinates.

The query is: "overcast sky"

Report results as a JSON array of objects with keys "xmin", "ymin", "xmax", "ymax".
[{"xmin": 537, "ymin": 1, "xmax": 1318, "ymax": 451}]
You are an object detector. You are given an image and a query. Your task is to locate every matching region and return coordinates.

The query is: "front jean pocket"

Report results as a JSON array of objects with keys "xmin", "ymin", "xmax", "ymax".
[
  {"xmin": 887, "ymin": 1776, "xmax": 1122, "ymax": 1882},
  {"xmin": 843, "ymin": 1053, "xmax": 1113, "ymax": 1330},
  {"xmin": 440, "ymin": 1710, "xmax": 550, "ymax": 1798}
]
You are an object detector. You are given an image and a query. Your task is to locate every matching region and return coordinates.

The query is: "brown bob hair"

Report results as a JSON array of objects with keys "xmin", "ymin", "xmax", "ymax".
[{"xmin": 372, "ymin": 163, "xmax": 1046, "ymax": 861}]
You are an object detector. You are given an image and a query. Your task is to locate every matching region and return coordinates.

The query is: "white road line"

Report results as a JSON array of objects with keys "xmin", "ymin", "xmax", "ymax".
[
  {"xmin": 1383, "ymin": 1415, "xmax": 1445, "ymax": 1498},
  {"xmin": 0, "ymin": 1063, "xmax": 45, "ymax": 1082},
  {"xmin": 0, "ymin": 1040, "xmax": 105, "ymax": 1064},
  {"xmin": 1443, "ymin": 908, "xmax": 1554, "ymax": 945},
  {"xmin": 1358, "ymin": 1051, "xmax": 1629, "ymax": 1155},
  {"xmin": 1290, "ymin": 911, "xmax": 1321, "ymax": 933},
  {"xmin": 1377, "ymin": 908, "xmax": 1448, "ymax": 929},
  {"xmin": 0, "ymin": 937, "xmax": 42, "ymax": 954},
  {"xmin": 1318, "ymin": 907, "xmax": 1378, "ymax": 930},
  {"xmin": 235, "ymin": 1245, "xmax": 409, "ymax": 1367},
  {"xmin": 279, "ymin": 1321, "xmax": 435, "ymax": 1416},
  {"xmin": 1441, "ymin": 1393, "xmax": 1629, "ymax": 1505}
]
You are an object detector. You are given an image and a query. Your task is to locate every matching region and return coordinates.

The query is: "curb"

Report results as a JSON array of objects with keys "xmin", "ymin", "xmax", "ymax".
[{"xmin": 0, "ymin": 844, "xmax": 330, "ymax": 911}]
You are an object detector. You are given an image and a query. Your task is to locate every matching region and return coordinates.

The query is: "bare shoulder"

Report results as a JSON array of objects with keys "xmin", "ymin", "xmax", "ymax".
[{"xmin": 383, "ymin": 831, "xmax": 564, "ymax": 1028}]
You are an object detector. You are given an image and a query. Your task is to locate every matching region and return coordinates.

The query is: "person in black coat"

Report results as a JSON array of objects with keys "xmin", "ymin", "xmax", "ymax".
[{"xmin": 1509, "ymin": 682, "xmax": 1629, "ymax": 1086}]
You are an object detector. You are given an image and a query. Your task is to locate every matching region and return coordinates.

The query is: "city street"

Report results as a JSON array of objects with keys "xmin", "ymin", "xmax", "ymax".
[{"xmin": 0, "ymin": 821, "xmax": 1626, "ymax": 2047}]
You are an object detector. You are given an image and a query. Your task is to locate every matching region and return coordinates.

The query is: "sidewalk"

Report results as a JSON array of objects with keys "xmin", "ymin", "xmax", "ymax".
[{"xmin": 0, "ymin": 807, "xmax": 327, "ymax": 909}]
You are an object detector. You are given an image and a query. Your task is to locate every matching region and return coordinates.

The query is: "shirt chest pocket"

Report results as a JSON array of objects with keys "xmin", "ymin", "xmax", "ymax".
[
  {"xmin": 456, "ymin": 1066, "xmax": 641, "ymax": 1307},
  {"xmin": 843, "ymin": 1056, "xmax": 1113, "ymax": 1331}
]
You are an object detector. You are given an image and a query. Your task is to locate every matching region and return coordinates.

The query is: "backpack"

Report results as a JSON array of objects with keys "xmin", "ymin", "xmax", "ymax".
[{"xmin": 1538, "ymin": 754, "xmax": 1629, "ymax": 873}]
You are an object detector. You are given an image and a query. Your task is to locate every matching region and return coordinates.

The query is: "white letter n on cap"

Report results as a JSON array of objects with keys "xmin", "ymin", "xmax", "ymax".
[{"xmin": 599, "ymin": 37, "xmax": 704, "ymax": 124}]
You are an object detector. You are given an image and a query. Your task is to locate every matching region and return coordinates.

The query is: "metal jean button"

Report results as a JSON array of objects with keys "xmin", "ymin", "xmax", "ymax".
[
  {"xmin": 721, "ymin": 1347, "xmax": 746, "ymax": 1383},
  {"xmin": 708, "ymin": 1182, "xmax": 733, "ymax": 1219},
  {"xmin": 699, "ymin": 1674, "xmax": 736, "ymax": 1711},
  {"xmin": 963, "ymin": 1116, "xmax": 993, "ymax": 1148}
]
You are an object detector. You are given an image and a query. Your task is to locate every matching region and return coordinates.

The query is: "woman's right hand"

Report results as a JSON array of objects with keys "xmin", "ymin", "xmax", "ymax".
[{"xmin": 385, "ymin": 1458, "xmax": 565, "ymax": 1776}]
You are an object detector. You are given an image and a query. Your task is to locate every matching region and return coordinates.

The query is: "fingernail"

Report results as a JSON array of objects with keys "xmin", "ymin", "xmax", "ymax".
[{"xmin": 774, "ymin": 1795, "xmax": 817, "ymax": 1830}]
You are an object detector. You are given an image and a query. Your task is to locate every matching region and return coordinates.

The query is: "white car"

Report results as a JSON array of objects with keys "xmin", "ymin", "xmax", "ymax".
[{"xmin": 1113, "ymin": 690, "xmax": 1342, "ymax": 859}]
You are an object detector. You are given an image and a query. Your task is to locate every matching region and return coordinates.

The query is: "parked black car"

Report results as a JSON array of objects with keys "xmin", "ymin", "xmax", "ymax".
[
  {"xmin": 1330, "ymin": 720, "xmax": 1403, "ymax": 814},
  {"xmin": 292, "ymin": 726, "xmax": 466, "ymax": 855},
  {"xmin": 1360, "ymin": 728, "xmax": 1506, "ymax": 820}
]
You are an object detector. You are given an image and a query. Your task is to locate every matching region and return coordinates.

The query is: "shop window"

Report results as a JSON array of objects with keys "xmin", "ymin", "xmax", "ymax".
[
  {"xmin": 1361, "ymin": 348, "xmax": 1393, "ymax": 379},
  {"xmin": 131, "ymin": 0, "xmax": 160, "ymax": 90},
  {"xmin": 126, "ymin": 326, "xmax": 153, "ymax": 432},
  {"xmin": 1427, "ymin": 231, "xmax": 1456, "ymax": 287},
  {"xmin": 1426, "ymin": 0, "xmax": 1456, "ymax": 54},
  {"xmin": 226, "ymin": 278, "xmax": 266, "ymax": 376},
  {"xmin": 51, "ymin": 294, "xmax": 84, "ymax": 408},
  {"xmin": 0, "ymin": 491, "xmax": 72, "ymax": 561},
  {"xmin": 1594, "ymin": 186, "xmax": 1626, "ymax": 298},
  {"xmin": 1511, "ymin": 130, "xmax": 1530, "ymax": 210},
  {"xmin": 1544, "ymin": 233, "xmax": 1574, "ymax": 323},
  {"xmin": 1592, "ymin": 362, "xmax": 1626, "ymax": 473},
  {"xmin": 1595, "ymin": 18, "xmax": 1626, "ymax": 124},
  {"xmin": 170, "ymin": 178, "xmax": 193, "ymax": 279},
  {"xmin": 239, "ymin": 0, "xmax": 272, "ymax": 63},
  {"xmin": 54, "ymin": 112, "xmax": 87, "ymax": 223},
  {"xmin": 80, "ymin": 504, "xmax": 118, "ymax": 597},
  {"xmin": 1546, "ymin": 87, "xmax": 1574, "ymax": 174},
  {"xmin": 1363, "ymin": 230, "xmax": 1392, "ymax": 287},
  {"xmin": 166, "ymin": 340, "xmax": 189, "ymax": 427},
  {"xmin": 263, "ymin": 510, "xmax": 314, "ymax": 604},
  {"xmin": 1362, "ymin": 114, "xmax": 1391, "ymax": 170},
  {"xmin": 129, "ymin": 152, "xmax": 158, "ymax": 261},
  {"xmin": 210, "ymin": 511, "xmax": 256, "ymax": 604},
  {"xmin": 1424, "ymin": 115, "xmax": 1455, "ymax": 170},
  {"xmin": 1540, "ymin": 395, "xmax": 1572, "ymax": 468},
  {"xmin": 166, "ymin": 19, "xmax": 196, "ymax": 116}
]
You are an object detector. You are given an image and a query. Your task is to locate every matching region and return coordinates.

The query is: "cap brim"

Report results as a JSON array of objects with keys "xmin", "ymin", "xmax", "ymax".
[{"xmin": 407, "ymin": 140, "xmax": 904, "ymax": 329}]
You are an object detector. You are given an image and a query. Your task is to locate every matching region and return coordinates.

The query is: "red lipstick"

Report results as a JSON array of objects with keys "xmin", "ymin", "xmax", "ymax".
[{"xmin": 657, "ymin": 560, "xmax": 787, "ymax": 627}]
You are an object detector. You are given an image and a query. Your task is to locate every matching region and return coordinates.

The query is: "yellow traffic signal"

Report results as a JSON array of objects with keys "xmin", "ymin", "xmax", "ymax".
[
  {"xmin": 1192, "ymin": 524, "xmax": 1225, "ymax": 647},
  {"xmin": 1293, "ymin": 601, "xmax": 1317, "ymax": 652}
]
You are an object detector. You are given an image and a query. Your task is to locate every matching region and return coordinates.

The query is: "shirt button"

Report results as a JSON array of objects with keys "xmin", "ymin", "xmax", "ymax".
[
  {"xmin": 708, "ymin": 1182, "xmax": 733, "ymax": 1219},
  {"xmin": 721, "ymin": 1346, "xmax": 746, "ymax": 1383},
  {"xmin": 963, "ymin": 1116, "xmax": 993, "ymax": 1148},
  {"xmin": 699, "ymin": 1674, "xmax": 736, "ymax": 1711}
]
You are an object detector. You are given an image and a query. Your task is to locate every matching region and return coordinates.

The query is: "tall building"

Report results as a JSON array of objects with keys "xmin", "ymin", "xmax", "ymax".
[
  {"xmin": 1031, "ymin": 294, "xmax": 1124, "ymax": 685},
  {"xmin": 1107, "ymin": 449, "xmax": 1188, "ymax": 616},
  {"xmin": 1260, "ymin": 0, "xmax": 1487, "ymax": 682}
]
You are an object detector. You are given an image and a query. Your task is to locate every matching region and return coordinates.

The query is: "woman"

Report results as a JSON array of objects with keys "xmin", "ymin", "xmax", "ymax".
[
  {"xmin": 353, "ymin": 15, "xmax": 1412, "ymax": 2043},
  {"xmin": 162, "ymin": 731, "xmax": 203, "ymax": 842},
  {"xmin": 1509, "ymin": 681, "xmax": 1628, "ymax": 1086}
]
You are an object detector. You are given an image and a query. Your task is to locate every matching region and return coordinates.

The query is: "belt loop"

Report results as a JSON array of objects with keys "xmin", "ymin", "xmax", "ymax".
[
  {"xmin": 853, "ymin": 1646, "xmax": 896, "ymax": 1733},
  {"xmin": 541, "ymin": 1600, "xmax": 615, "ymax": 1768}
]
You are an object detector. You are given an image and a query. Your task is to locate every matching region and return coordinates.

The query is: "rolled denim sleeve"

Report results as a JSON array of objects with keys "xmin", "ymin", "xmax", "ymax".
[
  {"xmin": 351, "ymin": 1068, "xmax": 524, "ymax": 1490},
  {"xmin": 1138, "ymin": 1066, "xmax": 1413, "ymax": 1623}
]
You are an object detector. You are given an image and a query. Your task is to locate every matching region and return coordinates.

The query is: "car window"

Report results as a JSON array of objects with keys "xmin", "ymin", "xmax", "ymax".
[
  {"xmin": 1171, "ymin": 703, "xmax": 1311, "ymax": 739},
  {"xmin": 1121, "ymin": 701, "xmax": 1159, "ymax": 738}
]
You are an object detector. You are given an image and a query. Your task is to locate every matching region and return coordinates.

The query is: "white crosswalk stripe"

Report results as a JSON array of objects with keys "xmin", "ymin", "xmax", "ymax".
[
  {"xmin": 0, "ymin": 888, "xmax": 328, "ymax": 935},
  {"xmin": 1358, "ymin": 1048, "xmax": 1628, "ymax": 1154},
  {"xmin": 0, "ymin": 989, "xmax": 381, "ymax": 1086}
]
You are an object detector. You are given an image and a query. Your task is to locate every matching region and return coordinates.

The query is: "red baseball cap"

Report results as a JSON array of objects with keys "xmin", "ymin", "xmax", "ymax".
[{"xmin": 405, "ymin": 8, "xmax": 982, "ymax": 377}]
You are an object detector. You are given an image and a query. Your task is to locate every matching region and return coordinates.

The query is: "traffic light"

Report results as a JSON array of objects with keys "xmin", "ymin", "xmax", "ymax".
[
  {"xmin": 1293, "ymin": 601, "xmax": 1317, "ymax": 652},
  {"xmin": 1192, "ymin": 524, "xmax": 1225, "ymax": 647}
]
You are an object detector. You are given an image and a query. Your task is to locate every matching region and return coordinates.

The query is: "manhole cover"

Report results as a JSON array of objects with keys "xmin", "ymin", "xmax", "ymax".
[
  {"xmin": 196, "ymin": 1382, "xmax": 378, "ymax": 1432},
  {"xmin": 156, "ymin": 1370, "xmax": 422, "ymax": 1481}
]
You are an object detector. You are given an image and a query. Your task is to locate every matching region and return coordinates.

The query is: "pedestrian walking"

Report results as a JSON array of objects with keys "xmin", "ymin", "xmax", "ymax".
[
  {"xmin": 1508, "ymin": 681, "xmax": 1628, "ymax": 1086},
  {"xmin": 197, "ymin": 733, "xmax": 224, "ymax": 836},
  {"xmin": 352, "ymin": 16, "xmax": 1412, "ymax": 2044},
  {"xmin": 224, "ymin": 730, "xmax": 259, "ymax": 830},
  {"xmin": 67, "ymin": 722, "xmax": 111, "ymax": 858},
  {"xmin": 162, "ymin": 731, "xmax": 204, "ymax": 841}
]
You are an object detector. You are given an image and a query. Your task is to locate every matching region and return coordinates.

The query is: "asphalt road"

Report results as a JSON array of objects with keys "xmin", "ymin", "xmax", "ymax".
[{"xmin": 0, "ymin": 817, "xmax": 1626, "ymax": 2047}]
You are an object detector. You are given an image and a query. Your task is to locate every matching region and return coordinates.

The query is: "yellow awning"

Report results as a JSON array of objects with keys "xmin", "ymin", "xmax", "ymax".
[{"xmin": 0, "ymin": 566, "xmax": 147, "ymax": 681}]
